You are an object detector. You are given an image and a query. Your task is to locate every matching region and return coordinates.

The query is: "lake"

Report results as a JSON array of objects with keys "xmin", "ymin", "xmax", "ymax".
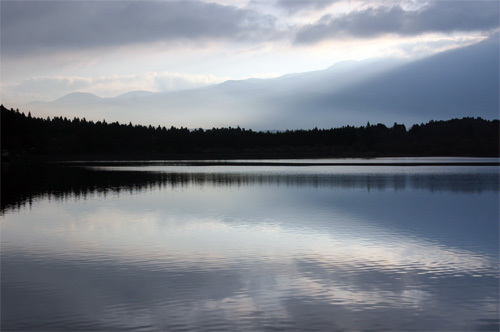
[{"xmin": 1, "ymin": 158, "xmax": 499, "ymax": 331}]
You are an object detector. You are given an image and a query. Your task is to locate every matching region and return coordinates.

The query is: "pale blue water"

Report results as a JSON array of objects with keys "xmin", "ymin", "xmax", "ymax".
[{"xmin": 1, "ymin": 159, "xmax": 499, "ymax": 331}]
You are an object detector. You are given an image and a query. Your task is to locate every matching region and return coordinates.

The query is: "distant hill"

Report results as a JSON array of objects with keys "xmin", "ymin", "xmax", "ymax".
[
  {"xmin": 53, "ymin": 92, "xmax": 102, "ymax": 103},
  {"xmin": 24, "ymin": 36, "xmax": 499, "ymax": 130},
  {"xmin": 114, "ymin": 91, "xmax": 157, "ymax": 100}
]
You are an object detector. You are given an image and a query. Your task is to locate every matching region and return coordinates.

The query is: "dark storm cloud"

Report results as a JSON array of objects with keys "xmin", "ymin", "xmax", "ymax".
[
  {"xmin": 0, "ymin": 0, "xmax": 279, "ymax": 56},
  {"xmin": 295, "ymin": 1, "xmax": 500, "ymax": 43}
]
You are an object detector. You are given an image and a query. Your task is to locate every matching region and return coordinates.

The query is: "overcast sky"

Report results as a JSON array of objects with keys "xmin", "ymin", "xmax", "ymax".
[{"xmin": 1, "ymin": 0, "xmax": 498, "ymax": 106}]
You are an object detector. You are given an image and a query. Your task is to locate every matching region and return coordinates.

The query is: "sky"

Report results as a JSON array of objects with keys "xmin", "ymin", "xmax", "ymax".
[{"xmin": 1, "ymin": 0, "xmax": 499, "ymax": 108}]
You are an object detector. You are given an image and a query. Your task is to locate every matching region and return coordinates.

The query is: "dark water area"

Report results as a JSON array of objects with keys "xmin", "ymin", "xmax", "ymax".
[{"xmin": 1, "ymin": 159, "xmax": 499, "ymax": 331}]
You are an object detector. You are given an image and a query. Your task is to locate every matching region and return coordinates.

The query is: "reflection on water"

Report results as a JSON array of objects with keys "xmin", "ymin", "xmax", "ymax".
[
  {"xmin": 2, "ymin": 162, "xmax": 498, "ymax": 212},
  {"xmin": 1, "ymin": 161, "xmax": 499, "ymax": 331}
]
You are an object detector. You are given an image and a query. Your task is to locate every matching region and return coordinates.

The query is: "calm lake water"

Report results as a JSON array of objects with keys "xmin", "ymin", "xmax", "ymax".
[{"xmin": 1, "ymin": 159, "xmax": 499, "ymax": 331}]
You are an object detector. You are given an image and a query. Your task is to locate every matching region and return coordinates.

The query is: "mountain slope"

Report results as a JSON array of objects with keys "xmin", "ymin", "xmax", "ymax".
[
  {"xmin": 323, "ymin": 35, "xmax": 499, "ymax": 123},
  {"xmin": 24, "ymin": 36, "xmax": 499, "ymax": 129}
]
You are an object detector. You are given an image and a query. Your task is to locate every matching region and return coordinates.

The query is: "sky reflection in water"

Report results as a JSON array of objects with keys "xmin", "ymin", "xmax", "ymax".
[{"xmin": 1, "ymin": 163, "xmax": 499, "ymax": 331}]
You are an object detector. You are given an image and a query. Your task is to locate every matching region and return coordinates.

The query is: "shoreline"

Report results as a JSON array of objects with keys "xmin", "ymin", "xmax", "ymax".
[{"xmin": 3, "ymin": 156, "xmax": 499, "ymax": 167}]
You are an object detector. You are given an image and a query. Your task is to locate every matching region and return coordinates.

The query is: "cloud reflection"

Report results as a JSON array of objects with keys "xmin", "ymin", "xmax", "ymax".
[{"xmin": 2, "ymin": 164, "xmax": 498, "ymax": 330}]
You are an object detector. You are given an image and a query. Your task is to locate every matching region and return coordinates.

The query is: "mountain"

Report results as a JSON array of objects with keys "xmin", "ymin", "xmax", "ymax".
[
  {"xmin": 53, "ymin": 92, "xmax": 102, "ymax": 103},
  {"xmin": 25, "ymin": 36, "xmax": 499, "ymax": 130},
  {"xmin": 322, "ymin": 34, "xmax": 500, "ymax": 124},
  {"xmin": 114, "ymin": 91, "xmax": 157, "ymax": 100}
]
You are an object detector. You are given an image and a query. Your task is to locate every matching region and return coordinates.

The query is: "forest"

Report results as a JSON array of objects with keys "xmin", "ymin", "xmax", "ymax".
[{"xmin": 1, "ymin": 104, "xmax": 499, "ymax": 160}]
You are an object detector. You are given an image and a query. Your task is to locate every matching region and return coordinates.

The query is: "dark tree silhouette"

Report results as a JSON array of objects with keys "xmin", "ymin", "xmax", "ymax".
[{"xmin": 1, "ymin": 104, "xmax": 498, "ymax": 160}]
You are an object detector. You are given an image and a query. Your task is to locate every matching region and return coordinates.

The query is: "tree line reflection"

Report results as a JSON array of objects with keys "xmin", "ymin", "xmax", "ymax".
[{"xmin": 2, "ymin": 163, "xmax": 497, "ymax": 213}]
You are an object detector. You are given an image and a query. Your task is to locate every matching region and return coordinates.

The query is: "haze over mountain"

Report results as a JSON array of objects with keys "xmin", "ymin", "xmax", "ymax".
[{"xmin": 26, "ymin": 35, "xmax": 498, "ymax": 130}]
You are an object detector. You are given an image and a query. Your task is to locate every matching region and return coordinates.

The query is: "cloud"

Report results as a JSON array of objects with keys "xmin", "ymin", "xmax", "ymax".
[
  {"xmin": 274, "ymin": 0, "xmax": 338, "ymax": 14},
  {"xmin": 0, "ymin": 1, "xmax": 279, "ymax": 56},
  {"xmin": 295, "ymin": 1, "xmax": 499, "ymax": 43}
]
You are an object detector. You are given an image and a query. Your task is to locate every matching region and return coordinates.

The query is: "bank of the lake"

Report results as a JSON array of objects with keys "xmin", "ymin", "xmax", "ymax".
[{"xmin": 2, "ymin": 105, "xmax": 499, "ymax": 162}]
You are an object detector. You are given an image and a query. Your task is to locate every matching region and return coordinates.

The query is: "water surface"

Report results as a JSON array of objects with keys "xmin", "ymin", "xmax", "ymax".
[{"xmin": 1, "ymin": 159, "xmax": 499, "ymax": 331}]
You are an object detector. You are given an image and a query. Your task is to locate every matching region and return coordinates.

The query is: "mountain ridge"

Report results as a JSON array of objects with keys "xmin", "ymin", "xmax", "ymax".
[{"xmin": 25, "ymin": 36, "xmax": 499, "ymax": 130}]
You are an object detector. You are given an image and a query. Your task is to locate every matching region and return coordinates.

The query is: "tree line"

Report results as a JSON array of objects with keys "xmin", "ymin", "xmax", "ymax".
[{"xmin": 1, "ymin": 104, "xmax": 498, "ymax": 160}]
